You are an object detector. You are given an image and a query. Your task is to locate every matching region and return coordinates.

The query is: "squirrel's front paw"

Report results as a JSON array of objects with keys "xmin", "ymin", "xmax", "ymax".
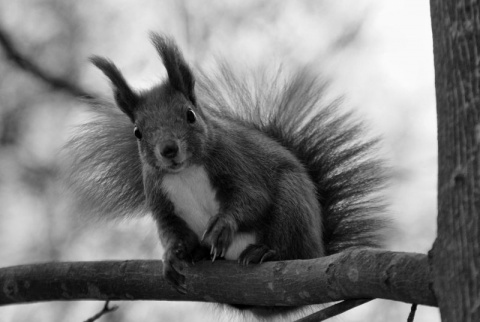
[
  {"xmin": 163, "ymin": 242, "xmax": 189, "ymax": 294},
  {"xmin": 201, "ymin": 214, "xmax": 237, "ymax": 261}
]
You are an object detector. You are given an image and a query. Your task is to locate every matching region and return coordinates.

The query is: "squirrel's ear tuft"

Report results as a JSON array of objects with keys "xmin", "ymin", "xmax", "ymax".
[
  {"xmin": 150, "ymin": 33, "xmax": 196, "ymax": 106},
  {"xmin": 90, "ymin": 56, "xmax": 138, "ymax": 122}
]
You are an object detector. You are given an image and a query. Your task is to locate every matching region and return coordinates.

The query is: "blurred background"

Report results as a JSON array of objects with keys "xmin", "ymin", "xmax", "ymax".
[{"xmin": 0, "ymin": 0, "xmax": 438, "ymax": 321}]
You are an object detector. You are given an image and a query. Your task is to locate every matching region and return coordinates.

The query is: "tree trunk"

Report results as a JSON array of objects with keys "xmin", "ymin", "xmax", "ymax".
[{"xmin": 430, "ymin": 1, "xmax": 480, "ymax": 321}]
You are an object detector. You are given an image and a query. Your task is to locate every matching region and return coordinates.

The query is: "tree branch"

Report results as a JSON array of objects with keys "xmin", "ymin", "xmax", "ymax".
[
  {"xmin": 0, "ymin": 249, "xmax": 436, "ymax": 308},
  {"xmin": 83, "ymin": 300, "xmax": 118, "ymax": 322},
  {"xmin": 295, "ymin": 299, "xmax": 372, "ymax": 322},
  {"xmin": 0, "ymin": 26, "xmax": 96, "ymax": 100},
  {"xmin": 407, "ymin": 304, "xmax": 418, "ymax": 322}
]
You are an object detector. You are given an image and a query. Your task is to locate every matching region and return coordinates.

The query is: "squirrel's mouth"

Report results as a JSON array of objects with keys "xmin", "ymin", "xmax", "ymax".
[{"xmin": 167, "ymin": 161, "xmax": 186, "ymax": 172}]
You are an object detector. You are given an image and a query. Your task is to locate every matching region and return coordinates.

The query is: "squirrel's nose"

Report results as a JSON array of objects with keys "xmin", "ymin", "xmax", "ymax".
[{"xmin": 160, "ymin": 140, "xmax": 179, "ymax": 159}]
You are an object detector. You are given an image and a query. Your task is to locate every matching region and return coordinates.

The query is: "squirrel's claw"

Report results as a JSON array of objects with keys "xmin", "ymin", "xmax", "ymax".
[
  {"xmin": 202, "ymin": 214, "xmax": 236, "ymax": 261},
  {"xmin": 212, "ymin": 251, "xmax": 217, "ymax": 262}
]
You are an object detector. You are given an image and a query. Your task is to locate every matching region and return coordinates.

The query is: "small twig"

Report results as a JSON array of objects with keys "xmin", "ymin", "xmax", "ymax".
[
  {"xmin": 83, "ymin": 300, "xmax": 118, "ymax": 322},
  {"xmin": 0, "ymin": 25, "xmax": 96, "ymax": 100},
  {"xmin": 407, "ymin": 304, "xmax": 417, "ymax": 322},
  {"xmin": 295, "ymin": 299, "xmax": 372, "ymax": 322}
]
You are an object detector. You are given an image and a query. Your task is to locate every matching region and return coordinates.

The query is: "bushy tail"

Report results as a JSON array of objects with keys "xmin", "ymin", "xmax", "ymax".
[
  {"xmin": 196, "ymin": 65, "xmax": 388, "ymax": 254},
  {"xmin": 64, "ymin": 100, "xmax": 148, "ymax": 220}
]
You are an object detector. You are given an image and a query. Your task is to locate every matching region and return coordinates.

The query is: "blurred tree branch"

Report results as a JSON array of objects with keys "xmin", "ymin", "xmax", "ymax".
[
  {"xmin": 83, "ymin": 301, "xmax": 118, "ymax": 322},
  {"xmin": 0, "ymin": 26, "xmax": 95, "ymax": 100},
  {"xmin": 296, "ymin": 298, "xmax": 372, "ymax": 322},
  {"xmin": 0, "ymin": 249, "xmax": 436, "ymax": 309}
]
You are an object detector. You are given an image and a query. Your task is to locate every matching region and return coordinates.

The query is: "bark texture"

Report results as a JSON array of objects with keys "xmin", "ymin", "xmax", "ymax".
[
  {"xmin": 430, "ymin": 1, "xmax": 480, "ymax": 321},
  {"xmin": 0, "ymin": 249, "xmax": 435, "ymax": 307}
]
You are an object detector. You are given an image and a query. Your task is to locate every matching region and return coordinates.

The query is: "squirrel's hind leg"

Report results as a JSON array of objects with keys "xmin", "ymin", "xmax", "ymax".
[
  {"xmin": 252, "ymin": 171, "xmax": 325, "ymax": 261},
  {"xmin": 238, "ymin": 244, "xmax": 277, "ymax": 265}
]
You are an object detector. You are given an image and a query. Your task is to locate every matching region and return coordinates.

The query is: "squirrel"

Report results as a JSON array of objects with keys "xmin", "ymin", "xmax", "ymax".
[{"xmin": 66, "ymin": 33, "xmax": 387, "ymax": 315}]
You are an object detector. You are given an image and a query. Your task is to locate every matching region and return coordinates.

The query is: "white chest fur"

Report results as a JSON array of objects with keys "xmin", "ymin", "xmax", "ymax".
[
  {"xmin": 161, "ymin": 165, "xmax": 219, "ymax": 238},
  {"xmin": 160, "ymin": 165, "xmax": 256, "ymax": 260}
]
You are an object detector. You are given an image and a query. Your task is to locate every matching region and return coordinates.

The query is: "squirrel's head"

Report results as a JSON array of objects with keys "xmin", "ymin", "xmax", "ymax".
[{"xmin": 91, "ymin": 33, "xmax": 209, "ymax": 173}]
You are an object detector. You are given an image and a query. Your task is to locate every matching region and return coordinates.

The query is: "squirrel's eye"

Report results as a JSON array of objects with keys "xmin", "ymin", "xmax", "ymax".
[
  {"xmin": 134, "ymin": 126, "xmax": 142, "ymax": 140},
  {"xmin": 186, "ymin": 108, "xmax": 196, "ymax": 124}
]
